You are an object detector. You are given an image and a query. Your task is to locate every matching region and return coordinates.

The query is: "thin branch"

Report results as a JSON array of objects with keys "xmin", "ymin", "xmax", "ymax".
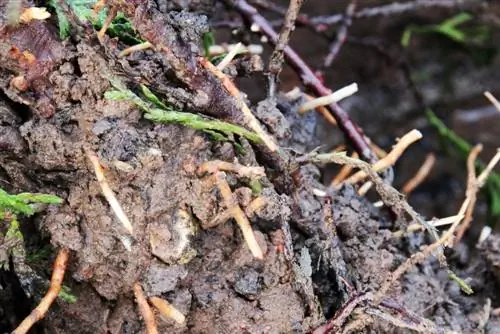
[
  {"xmin": 323, "ymin": 0, "xmax": 357, "ymax": 68},
  {"xmin": 311, "ymin": 293, "xmax": 371, "ymax": 334},
  {"xmin": 150, "ymin": 296, "xmax": 186, "ymax": 325},
  {"xmin": 229, "ymin": 0, "xmax": 376, "ymax": 162},
  {"xmin": 13, "ymin": 248, "xmax": 70, "ymax": 334},
  {"xmin": 268, "ymin": 0, "xmax": 305, "ymax": 97},
  {"xmin": 133, "ymin": 283, "xmax": 158, "ymax": 334}
]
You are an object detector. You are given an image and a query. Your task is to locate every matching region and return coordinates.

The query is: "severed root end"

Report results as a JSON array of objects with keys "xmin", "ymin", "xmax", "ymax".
[
  {"xmin": 150, "ymin": 296, "xmax": 186, "ymax": 325},
  {"xmin": 133, "ymin": 283, "xmax": 158, "ymax": 334},
  {"xmin": 214, "ymin": 172, "xmax": 264, "ymax": 260}
]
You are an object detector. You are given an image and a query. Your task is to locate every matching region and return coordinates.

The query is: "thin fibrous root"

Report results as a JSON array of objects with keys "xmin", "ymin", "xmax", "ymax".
[
  {"xmin": 214, "ymin": 171, "xmax": 264, "ymax": 259},
  {"xmin": 245, "ymin": 196, "xmax": 267, "ymax": 218},
  {"xmin": 119, "ymin": 41, "xmax": 154, "ymax": 58},
  {"xmin": 216, "ymin": 42, "xmax": 245, "ymax": 70},
  {"xmin": 484, "ymin": 91, "xmax": 500, "ymax": 112},
  {"xmin": 97, "ymin": 7, "xmax": 117, "ymax": 41},
  {"xmin": 299, "ymin": 83, "xmax": 358, "ymax": 113},
  {"xmin": 454, "ymin": 146, "xmax": 500, "ymax": 246},
  {"xmin": 133, "ymin": 283, "xmax": 158, "ymax": 334},
  {"xmin": 402, "ymin": 153, "xmax": 436, "ymax": 195},
  {"xmin": 150, "ymin": 296, "xmax": 186, "ymax": 325},
  {"xmin": 13, "ymin": 248, "xmax": 70, "ymax": 334},
  {"xmin": 374, "ymin": 144, "xmax": 500, "ymax": 302},
  {"xmin": 87, "ymin": 151, "xmax": 134, "ymax": 236},
  {"xmin": 345, "ymin": 129, "xmax": 422, "ymax": 185},
  {"xmin": 330, "ymin": 151, "xmax": 359, "ymax": 186},
  {"xmin": 198, "ymin": 160, "xmax": 265, "ymax": 178},
  {"xmin": 198, "ymin": 57, "xmax": 279, "ymax": 153}
]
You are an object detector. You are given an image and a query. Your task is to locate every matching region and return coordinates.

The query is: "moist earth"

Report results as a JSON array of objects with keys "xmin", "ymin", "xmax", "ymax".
[{"xmin": 0, "ymin": 1, "xmax": 499, "ymax": 334}]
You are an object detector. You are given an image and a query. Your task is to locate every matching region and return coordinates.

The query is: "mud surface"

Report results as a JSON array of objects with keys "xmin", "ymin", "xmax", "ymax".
[{"xmin": 1, "ymin": 1, "xmax": 499, "ymax": 334}]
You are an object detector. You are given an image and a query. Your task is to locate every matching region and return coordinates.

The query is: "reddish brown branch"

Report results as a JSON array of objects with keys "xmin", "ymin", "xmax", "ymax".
[
  {"xmin": 323, "ymin": 1, "xmax": 357, "ymax": 68},
  {"xmin": 229, "ymin": 0, "xmax": 376, "ymax": 162},
  {"xmin": 13, "ymin": 248, "xmax": 70, "ymax": 334}
]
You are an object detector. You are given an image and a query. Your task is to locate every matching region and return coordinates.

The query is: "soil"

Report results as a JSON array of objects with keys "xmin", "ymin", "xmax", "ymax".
[{"xmin": 1, "ymin": 1, "xmax": 499, "ymax": 334}]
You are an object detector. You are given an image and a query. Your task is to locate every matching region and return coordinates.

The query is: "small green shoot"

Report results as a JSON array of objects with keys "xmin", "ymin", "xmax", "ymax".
[
  {"xmin": 59, "ymin": 285, "xmax": 78, "ymax": 303},
  {"xmin": 104, "ymin": 83, "xmax": 261, "ymax": 144},
  {"xmin": 1, "ymin": 188, "xmax": 62, "ymax": 220},
  {"xmin": 448, "ymin": 270, "xmax": 473, "ymax": 295},
  {"xmin": 426, "ymin": 109, "xmax": 500, "ymax": 221},
  {"xmin": 48, "ymin": 0, "xmax": 141, "ymax": 43},
  {"xmin": 402, "ymin": 13, "xmax": 489, "ymax": 47},
  {"xmin": 202, "ymin": 32, "xmax": 215, "ymax": 58}
]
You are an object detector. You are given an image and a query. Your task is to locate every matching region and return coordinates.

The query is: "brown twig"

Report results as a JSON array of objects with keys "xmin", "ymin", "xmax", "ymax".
[
  {"xmin": 311, "ymin": 293, "xmax": 371, "ymax": 334},
  {"xmin": 13, "ymin": 248, "xmax": 70, "ymax": 334},
  {"xmin": 268, "ymin": 0, "xmax": 305, "ymax": 97},
  {"xmin": 213, "ymin": 171, "xmax": 264, "ymax": 259},
  {"xmin": 133, "ymin": 283, "xmax": 158, "ymax": 334},
  {"xmin": 323, "ymin": 0, "xmax": 357, "ymax": 68},
  {"xmin": 198, "ymin": 160, "xmax": 265, "ymax": 178},
  {"xmin": 149, "ymin": 296, "xmax": 186, "ymax": 325},
  {"xmin": 402, "ymin": 153, "xmax": 436, "ymax": 195},
  {"xmin": 229, "ymin": 0, "xmax": 376, "ymax": 162}
]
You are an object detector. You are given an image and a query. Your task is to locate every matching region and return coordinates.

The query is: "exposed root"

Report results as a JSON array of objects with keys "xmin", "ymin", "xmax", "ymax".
[
  {"xmin": 150, "ymin": 296, "xmax": 186, "ymax": 325},
  {"xmin": 13, "ymin": 248, "xmax": 70, "ymax": 334},
  {"xmin": 133, "ymin": 283, "xmax": 158, "ymax": 334},
  {"xmin": 484, "ymin": 91, "xmax": 500, "ymax": 112},
  {"xmin": 198, "ymin": 160, "xmax": 265, "ymax": 178},
  {"xmin": 119, "ymin": 41, "xmax": 154, "ymax": 58},
  {"xmin": 357, "ymin": 181, "xmax": 373, "ymax": 196},
  {"xmin": 402, "ymin": 153, "xmax": 436, "ymax": 195},
  {"xmin": 330, "ymin": 152, "xmax": 358, "ymax": 186},
  {"xmin": 97, "ymin": 7, "xmax": 117, "ymax": 41},
  {"xmin": 19, "ymin": 7, "xmax": 51, "ymax": 24},
  {"xmin": 302, "ymin": 151, "xmax": 441, "ymax": 242},
  {"xmin": 452, "ymin": 144, "xmax": 482, "ymax": 246},
  {"xmin": 216, "ymin": 42, "xmax": 245, "ymax": 70},
  {"xmin": 198, "ymin": 57, "xmax": 279, "ymax": 152},
  {"xmin": 213, "ymin": 171, "xmax": 264, "ymax": 259},
  {"xmin": 299, "ymin": 83, "xmax": 358, "ymax": 113},
  {"xmin": 477, "ymin": 148, "xmax": 500, "ymax": 186},
  {"xmin": 344, "ymin": 129, "xmax": 422, "ymax": 185},
  {"xmin": 245, "ymin": 196, "xmax": 267, "ymax": 217},
  {"xmin": 375, "ymin": 144, "xmax": 500, "ymax": 302},
  {"xmin": 87, "ymin": 151, "xmax": 134, "ymax": 237}
]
